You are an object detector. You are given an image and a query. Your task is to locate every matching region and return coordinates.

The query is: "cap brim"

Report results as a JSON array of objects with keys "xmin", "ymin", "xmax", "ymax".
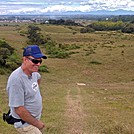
[
  {"xmin": 33, "ymin": 54, "xmax": 47, "ymax": 59},
  {"xmin": 42, "ymin": 55, "xmax": 47, "ymax": 59}
]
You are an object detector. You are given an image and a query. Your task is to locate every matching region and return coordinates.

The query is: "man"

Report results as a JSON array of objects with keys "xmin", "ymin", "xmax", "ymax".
[{"xmin": 6, "ymin": 45, "xmax": 47, "ymax": 134}]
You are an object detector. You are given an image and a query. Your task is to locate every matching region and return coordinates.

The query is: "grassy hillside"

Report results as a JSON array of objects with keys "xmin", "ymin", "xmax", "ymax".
[{"xmin": 0, "ymin": 23, "xmax": 134, "ymax": 134}]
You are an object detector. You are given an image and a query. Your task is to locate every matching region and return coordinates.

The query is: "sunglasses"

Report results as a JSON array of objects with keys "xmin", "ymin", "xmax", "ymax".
[{"xmin": 27, "ymin": 57, "xmax": 42, "ymax": 64}]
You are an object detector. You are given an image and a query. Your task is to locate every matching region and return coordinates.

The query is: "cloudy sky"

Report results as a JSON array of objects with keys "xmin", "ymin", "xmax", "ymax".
[{"xmin": 0, "ymin": 0, "xmax": 134, "ymax": 15}]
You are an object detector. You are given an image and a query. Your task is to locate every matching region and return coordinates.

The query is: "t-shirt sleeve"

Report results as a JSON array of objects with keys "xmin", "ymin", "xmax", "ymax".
[{"xmin": 7, "ymin": 79, "xmax": 24, "ymax": 107}]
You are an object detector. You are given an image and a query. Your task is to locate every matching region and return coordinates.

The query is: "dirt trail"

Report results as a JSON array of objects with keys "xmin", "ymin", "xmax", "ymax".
[{"xmin": 65, "ymin": 85, "xmax": 86, "ymax": 134}]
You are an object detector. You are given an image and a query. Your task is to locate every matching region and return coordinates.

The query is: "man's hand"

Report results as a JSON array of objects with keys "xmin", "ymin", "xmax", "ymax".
[
  {"xmin": 36, "ymin": 120, "xmax": 45, "ymax": 129},
  {"xmin": 14, "ymin": 106, "xmax": 45, "ymax": 129}
]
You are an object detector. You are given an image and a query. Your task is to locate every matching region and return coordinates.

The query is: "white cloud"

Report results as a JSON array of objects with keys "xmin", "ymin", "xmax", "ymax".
[
  {"xmin": 40, "ymin": 0, "xmax": 134, "ymax": 12},
  {"xmin": 0, "ymin": 0, "xmax": 134, "ymax": 15},
  {"xmin": 80, "ymin": 0, "xmax": 134, "ymax": 11},
  {"xmin": 41, "ymin": 5, "xmax": 78, "ymax": 13}
]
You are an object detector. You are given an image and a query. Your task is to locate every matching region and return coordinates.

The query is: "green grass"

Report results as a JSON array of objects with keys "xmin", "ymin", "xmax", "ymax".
[
  {"xmin": 81, "ymin": 85, "xmax": 134, "ymax": 133},
  {"xmin": 42, "ymin": 83, "xmax": 67, "ymax": 134},
  {"xmin": 0, "ymin": 23, "xmax": 134, "ymax": 134}
]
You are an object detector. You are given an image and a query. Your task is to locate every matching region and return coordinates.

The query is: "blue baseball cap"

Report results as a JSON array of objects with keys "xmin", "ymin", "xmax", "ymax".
[{"xmin": 23, "ymin": 45, "xmax": 47, "ymax": 59}]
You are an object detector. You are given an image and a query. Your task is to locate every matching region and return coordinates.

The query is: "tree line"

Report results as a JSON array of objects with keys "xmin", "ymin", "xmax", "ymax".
[
  {"xmin": 40, "ymin": 18, "xmax": 134, "ymax": 34},
  {"xmin": 0, "ymin": 19, "xmax": 133, "ymax": 74},
  {"xmin": 41, "ymin": 19, "xmax": 81, "ymax": 26},
  {"xmin": 80, "ymin": 21, "xmax": 134, "ymax": 34},
  {"xmin": 100, "ymin": 15, "xmax": 134, "ymax": 22}
]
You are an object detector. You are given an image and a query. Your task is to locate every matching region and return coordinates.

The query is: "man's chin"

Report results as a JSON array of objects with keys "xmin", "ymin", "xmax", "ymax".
[{"xmin": 33, "ymin": 69, "xmax": 39, "ymax": 72}]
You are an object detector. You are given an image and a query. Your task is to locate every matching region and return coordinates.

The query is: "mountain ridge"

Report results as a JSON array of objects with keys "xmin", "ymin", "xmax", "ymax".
[{"xmin": 1, "ymin": 9, "xmax": 134, "ymax": 16}]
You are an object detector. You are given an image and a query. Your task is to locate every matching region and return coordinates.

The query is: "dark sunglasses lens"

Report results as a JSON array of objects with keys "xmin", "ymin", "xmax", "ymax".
[{"xmin": 32, "ymin": 59, "xmax": 42, "ymax": 64}]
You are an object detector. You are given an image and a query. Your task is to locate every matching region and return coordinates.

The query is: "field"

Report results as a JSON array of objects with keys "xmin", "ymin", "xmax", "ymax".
[{"xmin": 0, "ymin": 23, "xmax": 134, "ymax": 134}]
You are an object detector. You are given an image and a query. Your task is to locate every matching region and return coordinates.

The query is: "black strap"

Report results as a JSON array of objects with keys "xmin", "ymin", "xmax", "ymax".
[
  {"xmin": 10, "ymin": 115, "xmax": 25, "ymax": 124},
  {"xmin": 3, "ymin": 109, "xmax": 25, "ymax": 125}
]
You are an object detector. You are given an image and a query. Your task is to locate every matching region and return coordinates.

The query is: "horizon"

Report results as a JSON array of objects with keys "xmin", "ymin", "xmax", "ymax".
[
  {"xmin": 0, "ymin": 9, "xmax": 134, "ymax": 16},
  {"xmin": 0, "ymin": 0, "xmax": 134, "ymax": 15}
]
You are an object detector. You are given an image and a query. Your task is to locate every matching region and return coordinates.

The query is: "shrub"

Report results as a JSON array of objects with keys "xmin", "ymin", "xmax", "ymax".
[
  {"xmin": 0, "ymin": 68, "xmax": 6, "ymax": 75},
  {"xmin": 89, "ymin": 60, "xmax": 102, "ymax": 65},
  {"xmin": 80, "ymin": 27, "xmax": 95, "ymax": 33},
  {"xmin": 6, "ymin": 62, "xmax": 19, "ymax": 71},
  {"xmin": 121, "ymin": 23, "xmax": 134, "ymax": 33},
  {"xmin": 89, "ymin": 21, "xmax": 124, "ymax": 31},
  {"xmin": 52, "ymin": 51, "xmax": 69, "ymax": 59},
  {"xmin": 68, "ymin": 44, "xmax": 81, "ymax": 50},
  {"xmin": 45, "ymin": 37, "xmax": 80, "ymax": 59},
  {"xmin": 7, "ymin": 52, "xmax": 21, "ymax": 65},
  {"xmin": 0, "ymin": 56, "xmax": 6, "ymax": 66},
  {"xmin": 59, "ymin": 44, "xmax": 80, "ymax": 51},
  {"xmin": 27, "ymin": 25, "xmax": 45, "ymax": 45},
  {"xmin": 45, "ymin": 40, "xmax": 56, "ymax": 55},
  {"xmin": 39, "ymin": 65, "xmax": 49, "ymax": 73},
  {"xmin": 0, "ymin": 39, "xmax": 21, "ymax": 73},
  {"xmin": 45, "ymin": 41, "xmax": 70, "ymax": 59},
  {"xmin": 0, "ymin": 40, "xmax": 15, "ymax": 66},
  {"xmin": 0, "ymin": 40, "xmax": 14, "ymax": 54}
]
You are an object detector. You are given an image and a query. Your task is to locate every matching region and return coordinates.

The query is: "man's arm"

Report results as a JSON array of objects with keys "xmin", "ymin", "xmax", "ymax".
[
  {"xmin": 37, "ymin": 78, "xmax": 41, "ymax": 86},
  {"xmin": 14, "ymin": 106, "xmax": 44, "ymax": 129}
]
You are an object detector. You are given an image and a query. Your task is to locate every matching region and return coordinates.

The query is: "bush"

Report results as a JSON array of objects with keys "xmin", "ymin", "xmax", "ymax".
[
  {"xmin": 39, "ymin": 65, "xmax": 49, "ymax": 73},
  {"xmin": 51, "ymin": 51, "xmax": 70, "ymax": 59},
  {"xmin": 89, "ymin": 60, "xmax": 102, "ymax": 65},
  {"xmin": 7, "ymin": 52, "xmax": 21, "ymax": 65},
  {"xmin": 45, "ymin": 38, "xmax": 80, "ymax": 59},
  {"xmin": 67, "ymin": 44, "xmax": 81, "ymax": 50},
  {"xmin": 0, "ymin": 68, "xmax": 6, "ymax": 75},
  {"xmin": 0, "ymin": 39, "xmax": 21, "ymax": 73},
  {"xmin": 45, "ymin": 40, "xmax": 56, "ymax": 55},
  {"xmin": 0, "ymin": 40, "xmax": 14, "ymax": 54},
  {"xmin": 27, "ymin": 25, "xmax": 45, "ymax": 45},
  {"xmin": 0, "ymin": 56, "xmax": 6, "ymax": 66},
  {"xmin": 89, "ymin": 21, "xmax": 124, "ymax": 31},
  {"xmin": 0, "ymin": 40, "xmax": 15, "ymax": 66},
  {"xmin": 121, "ymin": 23, "xmax": 134, "ymax": 33},
  {"xmin": 59, "ymin": 44, "xmax": 80, "ymax": 51},
  {"xmin": 80, "ymin": 27, "xmax": 95, "ymax": 33},
  {"xmin": 6, "ymin": 62, "xmax": 19, "ymax": 71},
  {"xmin": 45, "ymin": 40, "xmax": 70, "ymax": 59}
]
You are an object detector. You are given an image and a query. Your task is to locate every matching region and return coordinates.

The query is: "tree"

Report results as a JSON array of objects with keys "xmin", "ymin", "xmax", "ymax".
[
  {"xmin": 89, "ymin": 21, "xmax": 124, "ymax": 31},
  {"xmin": 121, "ymin": 23, "xmax": 134, "ymax": 33},
  {"xmin": 0, "ymin": 40, "xmax": 21, "ymax": 73},
  {"xmin": 0, "ymin": 40, "xmax": 14, "ymax": 66},
  {"xmin": 27, "ymin": 25, "xmax": 45, "ymax": 45}
]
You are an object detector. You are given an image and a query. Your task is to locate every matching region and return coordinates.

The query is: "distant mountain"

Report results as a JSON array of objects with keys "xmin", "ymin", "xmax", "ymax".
[
  {"xmin": 39, "ymin": 9, "xmax": 134, "ymax": 16},
  {"xmin": 58, "ymin": 9, "xmax": 134, "ymax": 16},
  {"xmin": 87, "ymin": 9, "xmax": 134, "ymax": 15},
  {"xmin": 1, "ymin": 9, "xmax": 134, "ymax": 16}
]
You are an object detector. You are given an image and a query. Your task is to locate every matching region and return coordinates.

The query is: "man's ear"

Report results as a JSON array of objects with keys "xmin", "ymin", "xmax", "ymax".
[{"xmin": 22, "ymin": 57, "xmax": 27, "ymax": 62}]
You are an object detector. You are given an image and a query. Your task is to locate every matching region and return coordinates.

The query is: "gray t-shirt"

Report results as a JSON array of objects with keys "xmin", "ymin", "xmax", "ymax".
[{"xmin": 6, "ymin": 66, "xmax": 42, "ymax": 128}]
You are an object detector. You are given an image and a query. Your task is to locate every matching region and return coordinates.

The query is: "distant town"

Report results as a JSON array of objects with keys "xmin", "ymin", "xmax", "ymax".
[
  {"xmin": 0, "ymin": 15, "xmax": 106, "ymax": 24},
  {"xmin": 0, "ymin": 14, "xmax": 133, "ymax": 24}
]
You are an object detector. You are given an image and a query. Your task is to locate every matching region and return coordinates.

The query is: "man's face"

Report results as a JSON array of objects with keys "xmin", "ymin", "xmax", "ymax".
[{"xmin": 25, "ymin": 56, "xmax": 42, "ymax": 73}]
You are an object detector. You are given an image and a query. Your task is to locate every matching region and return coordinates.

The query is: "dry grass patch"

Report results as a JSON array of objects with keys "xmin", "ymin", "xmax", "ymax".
[
  {"xmin": 81, "ymin": 83, "xmax": 134, "ymax": 134},
  {"xmin": 0, "ymin": 24, "xmax": 134, "ymax": 134}
]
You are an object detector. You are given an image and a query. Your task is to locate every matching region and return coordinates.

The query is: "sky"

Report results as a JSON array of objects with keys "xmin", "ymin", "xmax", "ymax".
[{"xmin": 0, "ymin": 0, "xmax": 134, "ymax": 15}]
